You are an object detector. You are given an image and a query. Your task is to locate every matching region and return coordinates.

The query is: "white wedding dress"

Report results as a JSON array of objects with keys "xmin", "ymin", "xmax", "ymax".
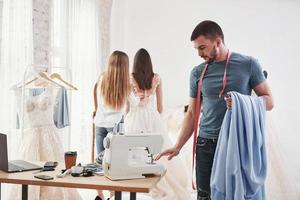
[
  {"xmin": 125, "ymin": 75, "xmax": 192, "ymax": 200},
  {"xmin": 9, "ymin": 88, "xmax": 81, "ymax": 200}
]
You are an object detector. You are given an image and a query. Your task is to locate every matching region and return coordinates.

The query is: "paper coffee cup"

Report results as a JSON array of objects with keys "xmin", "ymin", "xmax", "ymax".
[{"xmin": 64, "ymin": 151, "xmax": 77, "ymax": 169}]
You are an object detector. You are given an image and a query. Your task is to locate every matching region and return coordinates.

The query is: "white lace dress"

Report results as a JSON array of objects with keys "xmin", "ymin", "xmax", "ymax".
[
  {"xmin": 125, "ymin": 75, "xmax": 192, "ymax": 200},
  {"xmin": 9, "ymin": 88, "xmax": 81, "ymax": 200}
]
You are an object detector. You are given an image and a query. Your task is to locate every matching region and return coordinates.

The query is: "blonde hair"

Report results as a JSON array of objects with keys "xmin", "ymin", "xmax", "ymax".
[{"xmin": 99, "ymin": 50, "xmax": 130, "ymax": 110}]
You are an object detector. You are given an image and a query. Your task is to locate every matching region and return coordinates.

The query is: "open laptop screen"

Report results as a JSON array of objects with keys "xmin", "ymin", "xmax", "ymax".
[
  {"xmin": 0, "ymin": 133, "xmax": 9, "ymax": 171},
  {"xmin": 0, "ymin": 133, "xmax": 42, "ymax": 173}
]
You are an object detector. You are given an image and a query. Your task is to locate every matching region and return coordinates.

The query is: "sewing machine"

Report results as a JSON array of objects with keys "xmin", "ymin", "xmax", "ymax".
[{"xmin": 103, "ymin": 133, "xmax": 166, "ymax": 180}]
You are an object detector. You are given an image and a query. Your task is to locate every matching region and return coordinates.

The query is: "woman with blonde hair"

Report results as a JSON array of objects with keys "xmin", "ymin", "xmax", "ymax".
[{"xmin": 93, "ymin": 50, "xmax": 130, "ymax": 200}]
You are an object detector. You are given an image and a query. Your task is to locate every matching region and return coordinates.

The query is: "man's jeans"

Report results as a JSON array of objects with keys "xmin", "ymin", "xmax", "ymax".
[{"xmin": 196, "ymin": 136, "xmax": 218, "ymax": 200}]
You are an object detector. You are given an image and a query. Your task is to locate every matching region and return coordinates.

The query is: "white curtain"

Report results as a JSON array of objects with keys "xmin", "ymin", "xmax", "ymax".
[
  {"xmin": 67, "ymin": 0, "xmax": 101, "ymax": 163},
  {"xmin": 0, "ymin": 0, "xmax": 33, "ymax": 152},
  {"xmin": 0, "ymin": 0, "xmax": 33, "ymax": 199},
  {"xmin": 51, "ymin": 0, "xmax": 113, "ymax": 163}
]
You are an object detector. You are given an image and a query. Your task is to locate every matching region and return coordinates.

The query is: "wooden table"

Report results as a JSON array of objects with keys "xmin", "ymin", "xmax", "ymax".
[{"xmin": 0, "ymin": 163, "xmax": 161, "ymax": 200}]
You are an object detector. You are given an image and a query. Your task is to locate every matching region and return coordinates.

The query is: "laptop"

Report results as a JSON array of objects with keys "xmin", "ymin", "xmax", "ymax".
[{"xmin": 0, "ymin": 133, "xmax": 42, "ymax": 173}]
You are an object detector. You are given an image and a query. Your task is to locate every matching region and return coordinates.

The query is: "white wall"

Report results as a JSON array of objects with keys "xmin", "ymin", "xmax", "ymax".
[
  {"xmin": 0, "ymin": 1, "xmax": 2, "ymax": 61},
  {"xmin": 111, "ymin": 0, "xmax": 300, "ymax": 183}
]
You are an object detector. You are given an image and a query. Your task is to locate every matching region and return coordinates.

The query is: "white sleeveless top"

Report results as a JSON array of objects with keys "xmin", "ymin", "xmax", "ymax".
[{"xmin": 93, "ymin": 84, "xmax": 125, "ymax": 128}]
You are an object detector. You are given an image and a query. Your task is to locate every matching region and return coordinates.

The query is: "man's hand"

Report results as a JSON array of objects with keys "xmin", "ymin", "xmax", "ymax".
[
  {"xmin": 224, "ymin": 93, "xmax": 232, "ymax": 109},
  {"xmin": 155, "ymin": 146, "xmax": 180, "ymax": 161}
]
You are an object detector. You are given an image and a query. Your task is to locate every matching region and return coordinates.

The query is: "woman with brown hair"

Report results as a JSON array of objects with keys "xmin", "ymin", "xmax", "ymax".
[
  {"xmin": 93, "ymin": 50, "xmax": 130, "ymax": 200},
  {"xmin": 125, "ymin": 48, "xmax": 191, "ymax": 200}
]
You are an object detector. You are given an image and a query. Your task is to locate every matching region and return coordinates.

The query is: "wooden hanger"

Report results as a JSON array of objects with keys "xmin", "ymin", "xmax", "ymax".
[
  {"xmin": 24, "ymin": 77, "xmax": 39, "ymax": 86},
  {"xmin": 50, "ymin": 72, "xmax": 78, "ymax": 90},
  {"xmin": 24, "ymin": 72, "xmax": 64, "ymax": 88}
]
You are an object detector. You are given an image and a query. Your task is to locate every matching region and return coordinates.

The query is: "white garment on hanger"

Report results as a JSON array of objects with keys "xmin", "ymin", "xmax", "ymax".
[{"xmin": 8, "ymin": 88, "xmax": 82, "ymax": 200}]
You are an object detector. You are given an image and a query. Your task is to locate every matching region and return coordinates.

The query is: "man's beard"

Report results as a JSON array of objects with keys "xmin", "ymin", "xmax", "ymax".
[{"xmin": 207, "ymin": 46, "xmax": 217, "ymax": 64}]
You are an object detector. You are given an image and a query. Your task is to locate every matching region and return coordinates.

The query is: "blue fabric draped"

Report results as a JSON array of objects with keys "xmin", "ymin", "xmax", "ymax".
[
  {"xmin": 53, "ymin": 88, "xmax": 70, "ymax": 128},
  {"xmin": 210, "ymin": 91, "xmax": 267, "ymax": 200}
]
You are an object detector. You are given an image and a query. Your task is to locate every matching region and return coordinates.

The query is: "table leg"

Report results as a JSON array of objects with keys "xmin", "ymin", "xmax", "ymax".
[
  {"xmin": 130, "ymin": 192, "xmax": 136, "ymax": 200},
  {"xmin": 0, "ymin": 183, "xmax": 2, "ymax": 200},
  {"xmin": 115, "ymin": 191, "xmax": 122, "ymax": 200},
  {"xmin": 22, "ymin": 184, "xmax": 28, "ymax": 200}
]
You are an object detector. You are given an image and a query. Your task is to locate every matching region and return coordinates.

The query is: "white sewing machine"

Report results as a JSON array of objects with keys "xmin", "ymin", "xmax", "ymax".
[{"xmin": 103, "ymin": 133, "xmax": 166, "ymax": 180}]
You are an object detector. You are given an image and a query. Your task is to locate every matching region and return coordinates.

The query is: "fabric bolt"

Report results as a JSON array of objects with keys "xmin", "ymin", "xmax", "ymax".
[{"xmin": 210, "ymin": 92, "xmax": 266, "ymax": 200}]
